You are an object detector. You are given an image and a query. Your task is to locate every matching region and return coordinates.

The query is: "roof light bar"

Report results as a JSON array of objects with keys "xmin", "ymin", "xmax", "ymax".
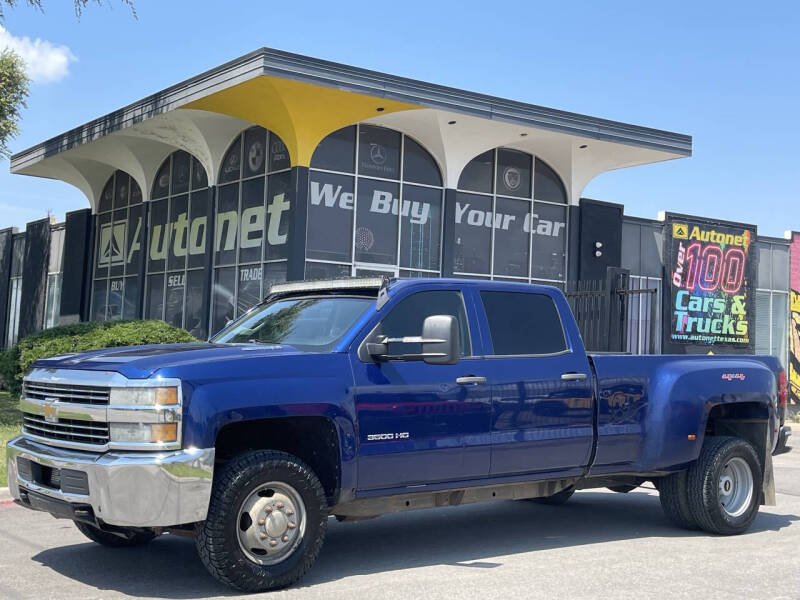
[{"xmin": 267, "ymin": 277, "xmax": 387, "ymax": 296}]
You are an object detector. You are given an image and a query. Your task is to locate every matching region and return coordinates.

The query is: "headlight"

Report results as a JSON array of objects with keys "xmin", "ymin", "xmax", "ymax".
[
  {"xmin": 110, "ymin": 423, "xmax": 178, "ymax": 444},
  {"xmin": 109, "ymin": 386, "xmax": 178, "ymax": 406}
]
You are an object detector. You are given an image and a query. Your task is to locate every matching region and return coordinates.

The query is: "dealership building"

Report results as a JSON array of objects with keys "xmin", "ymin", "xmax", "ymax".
[{"xmin": 1, "ymin": 48, "xmax": 798, "ymax": 404}]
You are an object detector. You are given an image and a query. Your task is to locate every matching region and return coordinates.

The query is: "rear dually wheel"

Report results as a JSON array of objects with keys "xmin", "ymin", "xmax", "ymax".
[{"xmin": 687, "ymin": 436, "xmax": 761, "ymax": 535}]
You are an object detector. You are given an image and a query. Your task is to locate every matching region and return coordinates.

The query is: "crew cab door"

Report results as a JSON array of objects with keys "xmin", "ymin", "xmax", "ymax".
[
  {"xmin": 475, "ymin": 288, "xmax": 594, "ymax": 477},
  {"xmin": 351, "ymin": 288, "xmax": 491, "ymax": 491}
]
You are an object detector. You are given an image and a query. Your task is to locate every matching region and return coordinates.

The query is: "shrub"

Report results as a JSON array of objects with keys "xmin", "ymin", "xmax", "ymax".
[
  {"xmin": 1, "ymin": 320, "xmax": 198, "ymax": 397},
  {"xmin": 0, "ymin": 346, "xmax": 21, "ymax": 397}
]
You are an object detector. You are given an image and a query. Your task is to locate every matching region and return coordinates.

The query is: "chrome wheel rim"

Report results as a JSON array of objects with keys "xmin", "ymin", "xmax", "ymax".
[
  {"xmin": 236, "ymin": 481, "xmax": 306, "ymax": 565},
  {"xmin": 718, "ymin": 456, "xmax": 753, "ymax": 518}
]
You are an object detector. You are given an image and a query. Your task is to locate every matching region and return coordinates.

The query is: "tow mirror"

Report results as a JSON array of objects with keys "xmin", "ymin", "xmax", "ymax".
[
  {"xmin": 421, "ymin": 315, "xmax": 459, "ymax": 365},
  {"xmin": 366, "ymin": 314, "xmax": 459, "ymax": 365}
]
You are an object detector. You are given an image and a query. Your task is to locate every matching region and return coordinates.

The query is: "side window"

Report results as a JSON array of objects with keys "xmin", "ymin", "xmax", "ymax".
[
  {"xmin": 480, "ymin": 291, "xmax": 567, "ymax": 356},
  {"xmin": 376, "ymin": 290, "xmax": 471, "ymax": 357}
]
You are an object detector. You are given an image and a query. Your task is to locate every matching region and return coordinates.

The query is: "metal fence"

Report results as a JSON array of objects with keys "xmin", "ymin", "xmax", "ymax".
[{"xmin": 565, "ymin": 268, "xmax": 659, "ymax": 354}]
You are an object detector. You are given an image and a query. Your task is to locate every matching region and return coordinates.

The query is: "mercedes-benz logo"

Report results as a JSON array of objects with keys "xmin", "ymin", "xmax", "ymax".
[{"xmin": 369, "ymin": 143, "xmax": 387, "ymax": 165}]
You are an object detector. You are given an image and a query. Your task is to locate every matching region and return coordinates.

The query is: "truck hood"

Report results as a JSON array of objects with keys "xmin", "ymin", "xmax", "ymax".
[{"xmin": 32, "ymin": 343, "xmax": 305, "ymax": 379}]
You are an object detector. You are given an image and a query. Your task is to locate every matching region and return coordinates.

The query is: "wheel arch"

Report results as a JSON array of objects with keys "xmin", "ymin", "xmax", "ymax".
[
  {"xmin": 214, "ymin": 416, "xmax": 343, "ymax": 506},
  {"xmin": 702, "ymin": 399, "xmax": 775, "ymax": 506}
]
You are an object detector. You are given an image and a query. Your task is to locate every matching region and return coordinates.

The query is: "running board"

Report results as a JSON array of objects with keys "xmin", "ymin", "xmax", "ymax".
[{"xmin": 330, "ymin": 477, "xmax": 580, "ymax": 518}]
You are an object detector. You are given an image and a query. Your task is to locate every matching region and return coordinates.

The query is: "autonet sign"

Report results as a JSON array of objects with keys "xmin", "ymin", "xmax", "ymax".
[
  {"xmin": 662, "ymin": 214, "xmax": 757, "ymax": 354},
  {"xmin": 95, "ymin": 190, "xmax": 291, "ymax": 270}
]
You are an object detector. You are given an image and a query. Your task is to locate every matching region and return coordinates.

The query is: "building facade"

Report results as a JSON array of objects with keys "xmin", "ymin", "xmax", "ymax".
[{"xmin": 2, "ymin": 48, "xmax": 795, "ymax": 408}]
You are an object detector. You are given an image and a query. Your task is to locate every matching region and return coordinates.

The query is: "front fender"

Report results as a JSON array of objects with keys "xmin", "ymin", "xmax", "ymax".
[{"xmin": 156, "ymin": 353, "xmax": 358, "ymax": 495}]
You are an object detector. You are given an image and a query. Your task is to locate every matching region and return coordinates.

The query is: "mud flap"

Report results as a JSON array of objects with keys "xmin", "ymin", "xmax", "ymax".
[{"xmin": 762, "ymin": 436, "xmax": 776, "ymax": 506}]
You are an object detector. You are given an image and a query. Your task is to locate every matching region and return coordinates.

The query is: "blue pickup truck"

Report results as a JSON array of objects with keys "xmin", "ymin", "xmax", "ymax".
[{"xmin": 7, "ymin": 277, "xmax": 789, "ymax": 592}]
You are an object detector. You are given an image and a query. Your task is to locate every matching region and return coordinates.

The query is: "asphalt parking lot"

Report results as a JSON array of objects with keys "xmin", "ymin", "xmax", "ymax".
[{"xmin": 1, "ymin": 445, "xmax": 798, "ymax": 600}]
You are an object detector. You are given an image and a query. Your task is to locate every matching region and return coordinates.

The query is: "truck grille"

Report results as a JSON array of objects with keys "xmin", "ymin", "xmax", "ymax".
[
  {"xmin": 22, "ymin": 414, "xmax": 110, "ymax": 446},
  {"xmin": 23, "ymin": 381, "xmax": 110, "ymax": 405}
]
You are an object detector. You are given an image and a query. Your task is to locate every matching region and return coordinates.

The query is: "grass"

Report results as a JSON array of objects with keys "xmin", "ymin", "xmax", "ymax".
[{"xmin": 0, "ymin": 391, "xmax": 21, "ymax": 488}]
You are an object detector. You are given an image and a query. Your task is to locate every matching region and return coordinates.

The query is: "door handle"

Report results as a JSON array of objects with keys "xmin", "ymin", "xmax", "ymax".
[
  {"xmin": 561, "ymin": 372, "xmax": 588, "ymax": 381},
  {"xmin": 456, "ymin": 375, "xmax": 487, "ymax": 385}
]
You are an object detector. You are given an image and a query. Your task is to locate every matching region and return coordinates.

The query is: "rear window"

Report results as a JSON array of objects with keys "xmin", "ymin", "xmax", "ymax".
[{"xmin": 480, "ymin": 291, "xmax": 567, "ymax": 356}]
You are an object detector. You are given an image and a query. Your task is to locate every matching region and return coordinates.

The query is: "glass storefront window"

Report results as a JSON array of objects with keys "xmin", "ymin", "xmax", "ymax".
[
  {"xmin": 453, "ymin": 148, "xmax": 568, "ymax": 284},
  {"xmin": 453, "ymin": 192, "xmax": 492, "ymax": 275},
  {"xmin": 400, "ymin": 184, "xmax": 441, "ymax": 271},
  {"xmin": 5, "ymin": 235, "xmax": 24, "ymax": 346},
  {"xmin": 531, "ymin": 202, "xmax": 568, "ymax": 281},
  {"xmin": 307, "ymin": 171, "xmax": 354, "ymax": 263},
  {"xmin": 310, "ymin": 125, "xmax": 355, "ymax": 173},
  {"xmin": 304, "ymin": 261, "xmax": 351, "ymax": 280},
  {"xmin": 91, "ymin": 171, "xmax": 145, "ymax": 323},
  {"xmin": 457, "ymin": 150, "xmax": 493, "ymax": 194},
  {"xmin": 308, "ymin": 124, "xmax": 444, "ymax": 278},
  {"xmin": 43, "ymin": 225, "xmax": 65, "ymax": 329},
  {"xmin": 143, "ymin": 151, "xmax": 213, "ymax": 339},
  {"xmin": 756, "ymin": 240, "xmax": 791, "ymax": 369},
  {"xmin": 210, "ymin": 126, "xmax": 290, "ymax": 336},
  {"xmin": 534, "ymin": 158, "xmax": 568, "ymax": 203},
  {"xmin": 355, "ymin": 178, "xmax": 399, "ymax": 265},
  {"xmin": 496, "ymin": 149, "xmax": 532, "ymax": 199},
  {"xmin": 44, "ymin": 273, "xmax": 62, "ymax": 329},
  {"xmin": 403, "ymin": 137, "xmax": 442, "ymax": 187}
]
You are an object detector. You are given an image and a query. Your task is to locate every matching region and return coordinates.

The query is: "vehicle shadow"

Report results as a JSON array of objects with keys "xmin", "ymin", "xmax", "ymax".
[{"xmin": 31, "ymin": 490, "xmax": 799, "ymax": 599}]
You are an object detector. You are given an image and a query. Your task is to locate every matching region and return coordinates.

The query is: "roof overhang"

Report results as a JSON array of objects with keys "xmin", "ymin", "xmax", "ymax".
[{"xmin": 10, "ymin": 47, "xmax": 692, "ymax": 210}]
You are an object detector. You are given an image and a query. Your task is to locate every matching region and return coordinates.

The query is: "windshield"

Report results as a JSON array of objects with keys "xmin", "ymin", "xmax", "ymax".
[{"xmin": 210, "ymin": 295, "xmax": 374, "ymax": 352}]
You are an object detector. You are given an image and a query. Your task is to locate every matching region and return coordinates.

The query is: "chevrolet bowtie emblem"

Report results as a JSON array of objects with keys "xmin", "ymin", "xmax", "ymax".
[{"xmin": 42, "ymin": 398, "xmax": 58, "ymax": 423}]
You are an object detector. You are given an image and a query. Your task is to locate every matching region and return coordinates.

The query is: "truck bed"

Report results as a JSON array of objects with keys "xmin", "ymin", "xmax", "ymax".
[{"xmin": 587, "ymin": 353, "xmax": 781, "ymax": 476}]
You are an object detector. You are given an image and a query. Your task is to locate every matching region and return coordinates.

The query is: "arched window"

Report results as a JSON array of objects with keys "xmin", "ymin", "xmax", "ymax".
[
  {"xmin": 145, "ymin": 150, "xmax": 211, "ymax": 338},
  {"xmin": 454, "ymin": 149, "xmax": 568, "ymax": 283},
  {"xmin": 307, "ymin": 124, "xmax": 443, "ymax": 279},
  {"xmin": 210, "ymin": 126, "xmax": 291, "ymax": 335},
  {"xmin": 91, "ymin": 170, "xmax": 144, "ymax": 322}
]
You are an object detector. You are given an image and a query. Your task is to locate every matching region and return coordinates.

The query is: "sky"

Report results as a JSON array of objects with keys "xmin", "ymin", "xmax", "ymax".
[{"xmin": 0, "ymin": 0, "xmax": 798, "ymax": 237}]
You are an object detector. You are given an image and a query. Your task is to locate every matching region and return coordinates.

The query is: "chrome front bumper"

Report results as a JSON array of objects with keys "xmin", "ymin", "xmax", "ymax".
[{"xmin": 7, "ymin": 436, "xmax": 214, "ymax": 527}]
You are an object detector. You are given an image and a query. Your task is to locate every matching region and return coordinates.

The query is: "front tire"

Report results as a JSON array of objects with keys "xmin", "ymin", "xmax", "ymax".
[
  {"xmin": 74, "ymin": 521, "xmax": 157, "ymax": 547},
  {"xmin": 195, "ymin": 450, "xmax": 328, "ymax": 592},
  {"xmin": 687, "ymin": 436, "xmax": 761, "ymax": 535}
]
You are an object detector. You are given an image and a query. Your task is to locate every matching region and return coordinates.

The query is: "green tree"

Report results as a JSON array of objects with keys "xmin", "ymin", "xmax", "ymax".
[
  {"xmin": 0, "ymin": 48, "xmax": 28, "ymax": 158},
  {"xmin": 0, "ymin": 1, "xmax": 136, "ymax": 20},
  {"xmin": 0, "ymin": 1, "xmax": 134, "ymax": 156}
]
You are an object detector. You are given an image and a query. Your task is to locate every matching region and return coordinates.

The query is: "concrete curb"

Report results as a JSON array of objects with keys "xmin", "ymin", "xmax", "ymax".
[{"xmin": 0, "ymin": 487, "xmax": 12, "ymax": 503}]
